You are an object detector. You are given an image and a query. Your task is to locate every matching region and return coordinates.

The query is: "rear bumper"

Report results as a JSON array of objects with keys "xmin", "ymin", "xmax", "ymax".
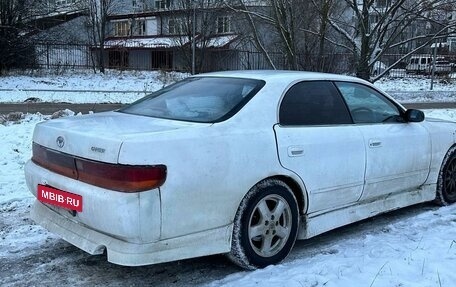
[
  {"xmin": 25, "ymin": 160, "xmax": 160, "ymax": 243},
  {"xmin": 31, "ymin": 200, "xmax": 233, "ymax": 266},
  {"xmin": 26, "ymin": 160, "xmax": 233, "ymax": 266}
]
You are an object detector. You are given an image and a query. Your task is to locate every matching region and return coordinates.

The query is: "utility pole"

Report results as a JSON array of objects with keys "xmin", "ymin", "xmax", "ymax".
[{"xmin": 192, "ymin": 4, "xmax": 196, "ymax": 75}]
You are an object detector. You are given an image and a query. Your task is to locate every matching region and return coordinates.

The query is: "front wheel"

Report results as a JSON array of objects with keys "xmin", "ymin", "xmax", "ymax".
[
  {"xmin": 228, "ymin": 179, "xmax": 299, "ymax": 269},
  {"xmin": 436, "ymin": 146, "xmax": 456, "ymax": 206}
]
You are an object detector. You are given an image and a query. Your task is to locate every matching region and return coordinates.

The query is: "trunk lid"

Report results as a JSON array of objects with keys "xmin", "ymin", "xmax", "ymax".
[{"xmin": 33, "ymin": 111, "xmax": 208, "ymax": 163}]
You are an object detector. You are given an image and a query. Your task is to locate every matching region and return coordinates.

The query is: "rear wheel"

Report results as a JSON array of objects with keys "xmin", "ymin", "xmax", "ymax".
[
  {"xmin": 228, "ymin": 179, "xmax": 299, "ymax": 269},
  {"xmin": 436, "ymin": 146, "xmax": 456, "ymax": 205}
]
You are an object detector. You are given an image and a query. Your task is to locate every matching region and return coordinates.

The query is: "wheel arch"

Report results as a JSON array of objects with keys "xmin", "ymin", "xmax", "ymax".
[
  {"xmin": 227, "ymin": 174, "xmax": 305, "ymax": 269},
  {"xmin": 446, "ymin": 143, "xmax": 456, "ymax": 156},
  {"xmin": 435, "ymin": 143, "xmax": 456, "ymax": 206},
  {"xmin": 258, "ymin": 175, "xmax": 308, "ymax": 216},
  {"xmin": 437, "ymin": 143, "xmax": 456, "ymax": 174}
]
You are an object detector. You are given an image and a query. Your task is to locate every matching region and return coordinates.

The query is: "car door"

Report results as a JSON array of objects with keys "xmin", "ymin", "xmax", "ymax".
[
  {"xmin": 335, "ymin": 82, "xmax": 431, "ymax": 201},
  {"xmin": 274, "ymin": 81, "xmax": 366, "ymax": 213}
]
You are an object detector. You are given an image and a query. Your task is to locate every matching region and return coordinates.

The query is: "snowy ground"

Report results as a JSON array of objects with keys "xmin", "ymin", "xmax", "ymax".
[
  {"xmin": 2, "ymin": 70, "xmax": 456, "ymax": 286},
  {"xmin": 0, "ymin": 70, "xmax": 187, "ymax": 104},
  {"xmin": 1, "ymin": 69, "xmax": 456, "ymax": 104}
]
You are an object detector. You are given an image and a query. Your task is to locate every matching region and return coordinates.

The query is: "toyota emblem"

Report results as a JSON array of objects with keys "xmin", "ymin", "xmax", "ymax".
[{"xmin": 56, "ymin": 136, "xmax": 65, "ymax": 148}]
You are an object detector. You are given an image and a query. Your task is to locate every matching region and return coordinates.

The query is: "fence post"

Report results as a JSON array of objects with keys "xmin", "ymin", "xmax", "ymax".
[
  {"xmin": 46, "ymin": 44, "xmax": 50, "ymax": 69},
  {"xmin": 430, "ymin": 41, "xmax": 438, "ymax": 90}
]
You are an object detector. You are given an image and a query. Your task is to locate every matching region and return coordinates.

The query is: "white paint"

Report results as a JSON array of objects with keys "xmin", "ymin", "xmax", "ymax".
[
  {"xmin": 275, "ymin": 125, "xmax": 365, "ymax": 212},
  {"xmin": 301, "ymin": 184, "xmax": 436, "ymax": 239},
  {"xmin": 358, "ymin": 122, "xmax": 431, "ymax": 200}
]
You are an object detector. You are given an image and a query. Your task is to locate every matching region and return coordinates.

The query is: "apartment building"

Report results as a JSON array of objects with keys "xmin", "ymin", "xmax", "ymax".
[{"xmin": 98, "ymin": 0, "xmax": 244, "ymax": 71}]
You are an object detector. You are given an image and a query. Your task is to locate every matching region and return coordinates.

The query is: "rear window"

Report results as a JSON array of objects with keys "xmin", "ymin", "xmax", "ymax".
[
  {"xmin": 119, "ymin": 77, "xmax": 265, "ymax": 123},
  {"xmin": 279, "ymin": 81, "xmax": 352, "ymax": 126}
]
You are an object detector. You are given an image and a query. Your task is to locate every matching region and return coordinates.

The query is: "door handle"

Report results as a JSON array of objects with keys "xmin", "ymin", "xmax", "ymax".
[
  {"xmin": 369, "ymin": 139, "xmax": 382, "ymax": 148},
  {"xmin": 288, "ymin": 146, "xmax": 304, "ymax": 157}
]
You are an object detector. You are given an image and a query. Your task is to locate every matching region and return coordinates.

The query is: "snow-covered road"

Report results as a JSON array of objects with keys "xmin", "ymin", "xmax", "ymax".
[{"xmin": 3, "ymin": 192, "xmax": 456, "ymax": 286}]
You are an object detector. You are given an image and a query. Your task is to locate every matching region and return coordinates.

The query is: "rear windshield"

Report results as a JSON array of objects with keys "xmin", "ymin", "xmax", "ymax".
[{"xmin": 119, "ymin": 77, "xmax": 265, "ymax": 123}]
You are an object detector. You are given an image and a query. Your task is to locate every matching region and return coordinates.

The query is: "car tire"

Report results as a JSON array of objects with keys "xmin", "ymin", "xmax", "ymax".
[
  {"xmin": 227, "ymin": 179, "xmax": 299, "ymax": 269},
  {"xmin": 435, "ymin": 145, "xmax": 456, "ymax": 206}
]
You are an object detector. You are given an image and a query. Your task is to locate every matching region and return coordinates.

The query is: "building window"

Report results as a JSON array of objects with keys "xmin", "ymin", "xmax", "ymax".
[
  {"xmin": 168, "ymin": 19, "xmax": 185, "ymax": 35},
  {"xmin": 133, "ymin": 20, "xmax": 146, "ymax": 36},
  {"xmin": 132, "ymin": 0, "xmax": 144, "ymax": 9},
  {"xmin": 56, "ymin": 0, "xmax": 76, "ymax": 6},
  {"xmin": 114, "ymin": 21, "xmax": 131, "ymax": 37},
  {"xmin": 375, "ymin": 0, "xmax": 389, "ymax": 8},
  {"xmin": 155, "ymin": 0, "xmax": 170, "ymax": 9},
  {"xmin": 216, "ymin": 16, "xmax": 231, "ymax": 34}
]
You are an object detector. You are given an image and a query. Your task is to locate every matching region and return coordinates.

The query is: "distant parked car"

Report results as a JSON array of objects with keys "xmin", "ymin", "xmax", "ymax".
[
  {"xmin": 25, "ymin": 71, "xmax": 456, "ymax": 270},
  {"xmin": 434, "ymin": 58, "xmax": 451, "ymax": 75},
  {"xmin": 406, "ymin": 55, "xmax": 451, "ymax": 75},
  {"xmin": 406, "ymin": 55, "xmax": 432, "ymax": 74}
]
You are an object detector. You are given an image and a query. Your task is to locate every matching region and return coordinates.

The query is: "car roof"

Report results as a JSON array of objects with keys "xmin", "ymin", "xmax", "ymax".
[{"xmin": 194, "ymin": 70, "xmax": 369, "ymax": 85}]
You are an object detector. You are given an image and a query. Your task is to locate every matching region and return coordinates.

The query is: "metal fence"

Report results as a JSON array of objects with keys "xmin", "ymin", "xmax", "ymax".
[
  {"xmin": 34, "ymin": 43, "xmax": 93, "ymax": 69},
  {"xmin": 31, "ymin": 43, "xmax": 358, "ymax": 73},
  {"xmin": 29, "ymin": 43, "xmax": 456, "ymax": 79},
  {"xmin": 206, "ymin": 50, "xmax": 357, "ymax": 74}
]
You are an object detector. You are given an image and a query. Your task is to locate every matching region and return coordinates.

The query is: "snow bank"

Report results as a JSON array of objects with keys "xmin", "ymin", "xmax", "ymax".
[
  {"xmin": 208, "ymin": 204, "xmax": 456, "ymax": 287},
  {"xmin": 0, "ymin": 70, "xmax": 188, "ymax": 103},
  {"xmin": 375, "ymin": 77, "xmax": 456, "ymax": 92}
]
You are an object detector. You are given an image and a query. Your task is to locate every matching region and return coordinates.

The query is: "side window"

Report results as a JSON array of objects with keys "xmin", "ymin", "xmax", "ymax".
[
  {"xmin": 335, "ymin": 82, "xmax": 401, "ymax": 124},
  {"xmin": 279, "ymin": 81, "xmax": 352, "ymax": 126}
]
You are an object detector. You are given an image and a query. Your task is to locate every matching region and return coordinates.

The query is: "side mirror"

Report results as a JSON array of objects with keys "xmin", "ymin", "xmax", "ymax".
[{"xmin": 405, "ymin": 109, "xmax": 425, "ymax": 122}]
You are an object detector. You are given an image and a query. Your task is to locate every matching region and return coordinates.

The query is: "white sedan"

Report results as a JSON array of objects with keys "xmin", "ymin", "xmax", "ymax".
[{"xmin": 25, "ymin": 71, "xmax": 456, "ymax": 269}]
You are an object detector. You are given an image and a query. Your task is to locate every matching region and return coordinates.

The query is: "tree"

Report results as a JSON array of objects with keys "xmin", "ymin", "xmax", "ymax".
[
  {"xmin": 0, "ymin": 0, "xmax": 46, "ymax": 73},
  {"xmin": 167, "ymin": 0, "xmax": 232, "ymax": 73},
  {"xmin": 0, "ymin": 0, "xmax": 89, "ymax": 74},
  {"xmin": 85, "ymin": 0, "xmax": 113, "ymax": 73},
  {"xmin": 224, "ymin": 0, "xmax": 276, "ymax": 69},
  {"xmin": 307, "ymin": 0, "xmax": 347, "ymax": 69},
  {"xmin": 85, "ymin": 0, "xmax": 132, "ymax": 73},
  {"xmin": 315, "ymin": 0, "xmax": 456, "ymax": 81},
  {"xmin": 226, "ymin": 0, "xmax": 306, "ymax": 70},
  {"xmin": 226, "ymin": 0, "xmax": 342, "ymax": 71}
]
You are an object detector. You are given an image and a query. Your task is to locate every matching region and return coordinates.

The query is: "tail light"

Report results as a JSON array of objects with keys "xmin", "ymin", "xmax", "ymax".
[
  {"xmin": 76, "ymin": 159, "xmax": 166, "ymax": 192},
  {"xmin": 32, "ymin": 143, "xmax": 78, "ymax": 180},
  {"xmin": 32, "ymin": 143, "xmax": 166, "ymax": 192}
]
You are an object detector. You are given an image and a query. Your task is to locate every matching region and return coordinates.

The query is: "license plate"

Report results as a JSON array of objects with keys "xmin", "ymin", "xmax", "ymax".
[{"xmin": 37, "ymin": 184, "xmax": 83, "ymax": 212}]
